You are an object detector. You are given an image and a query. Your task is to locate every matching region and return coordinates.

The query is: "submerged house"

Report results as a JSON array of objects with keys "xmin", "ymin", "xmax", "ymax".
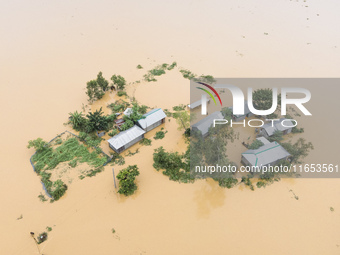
[
  {"xmin": 191, "ymin": 111, "xmax": 224, "ymax": 137},
  {"xmin": 137, "ymin": 108, "xmax": 166, "ymax": 132},
  {"xmin": 107, "ymin": 125, "xmax": 145, "ymax": 153},
  {"xmin": 241, "ymin": 137, "xmax": 290, "ymax": 168},
  {"xmin": 260, "ymin": 118, "xmax": 294, "ymax": 138},
  {"xmin": 229, "ymin": 101, "xmax": 254, "ymax": 122}
]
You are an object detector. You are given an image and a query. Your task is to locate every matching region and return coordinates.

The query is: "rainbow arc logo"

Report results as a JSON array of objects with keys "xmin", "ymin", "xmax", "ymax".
[{"xmin": 196, "ymin": 82, "xmax": 223, "ymax": 106}]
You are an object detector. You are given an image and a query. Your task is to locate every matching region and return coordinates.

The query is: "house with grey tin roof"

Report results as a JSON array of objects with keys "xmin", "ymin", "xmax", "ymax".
[
  {"xmin": 137, "ymin": 108, "xmax": 166, "ymax": 132},
  {"xmin": 260, "ymin": 118, "xmax": 294, "ymax": 138},
  {"xmin": 191, "ymin": 111, "xmax": 224, "ymax": 137},
  {"xmin": 107, "ymin": 125, "xmax": 146, "ymax": 153},
  {"xmin": 241, "ymin": 137, "xmax": 290, "ymax": 168}
]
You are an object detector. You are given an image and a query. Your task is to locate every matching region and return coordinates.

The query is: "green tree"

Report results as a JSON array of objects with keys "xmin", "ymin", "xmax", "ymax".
[
  {"xmin": 86, "ymin": 72, "xmax": 109, "ymax": 102},
  {"xmin": 96, "ymin": 72, "xmax": 109, "ymax": 91},
  {"xmin": 173, "ymin": 111, "xmax": 190, "ymax": 130},
  {"xmin": 27, "ymin": 138, "xmax": 48, "ymax": 152},
  {"xmin": 221, "ymin": 107, "xmax": 233, "ymax": 122},
  {"xmin": 268, "ymin": 130, "xmax": 283, "ymax": 143},
  {"xmin": 86, "ymin": 107, "xmax": 112, "ymax": 132},
  {"xmin": 116, "ymin": 165, "xmax": 140, "ymax": 196},
  {"xmin": 281, "ymin": 138, "xmax": 314, "ymax": 164},
  {"xmin": 252, "ymin": 88, "xmax": 281, "ymax": 113},
  {"xmin": 68, "ymin": 111, "xmax": 87, "ymax": 131},
  {"xmin": 248, "ymin": 139, "xmax": 264, "ymax": 150},
  {"xmin": 111, "ymin": 75, "xmax": 126, "ymax": 90}
]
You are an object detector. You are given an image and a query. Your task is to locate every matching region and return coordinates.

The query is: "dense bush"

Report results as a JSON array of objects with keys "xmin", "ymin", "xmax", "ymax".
[{"xmin": 117, "ymin": 165, "xmax": 140, "ymax": 196}]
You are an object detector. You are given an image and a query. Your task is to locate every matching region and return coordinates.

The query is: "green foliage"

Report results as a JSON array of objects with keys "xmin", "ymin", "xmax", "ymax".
[
  {"xmin": 221, "ymin": 107, "xmax": 233, "ymax": 121},
  {"xmin": 55, "ymin": 138, "xmax": 63, "ymax": 145},
  {"xmin": 38, "ymin": 193, "xmax": 48, "ymax": 202},
  {"xmin": 281, "ymin": 138, "xmax": 314, "ymax": 164},
  {"xmin": 117, "ymin": 165, "xmax": 140, "ymax": 196},
  {"xmin": 292, "ymin": 126, "xmax": 304, "ymax": 133},
  {"xmin": 172, "ymin": 104, "xmax": 186, "ymax": 111},
  {"xmin": 27, "ymin": 138, "xmax": 48, "ymax": 153},
  {"xmin": 139, "ymin": 138, "xmax": 152, "ymax": 146},
  {"xmin": 111, "ymin": 154, "xmax": 125, "ymax": 166},
  {"xmin": 50, "ymin": 179, "xmax": 68, "ymax": 201},
  {"xmin": 153, "ymin": 146, "xmax": 193, "ymax": 183},
  {"xmin": 241, "ymin": 176, "xmax": 254, "ymax": 190},
  {"xmin": 107, "ymin": 100, "xmax": 130, "ymax": 113},
  {"xmin": 167, "ymin": 61, "xmax": 177, "ymax": 70},
  {"xmin": 214, "ymin": 177, "xmax": 238, "ymax": 189},
  {"xmin": 111, "ymin": 75, "xmax": 126, "ymax": 90},
  {"xmin": 154, "ymin": 131, "xmax": 166, "ymax": 140},
  {"xmin": 86, "ymin": 72, "xmax": 108, "ymax": 102},
  {"xmin": 46, "ymin": 226, "xmax": 52, "ymax": 232},
  {"xmin": 172, "ymin": 111, "xmax": 190, "ymax": 130},
  {"xmin": 120, "ymin": 102, "xmax": 145, "ymax": 131},
  {"xmin": 330, "ymin": 207, "xmax": 334, "ymax": 212},
  {"xmin": 143, "ymin": 62, "xmax": 176, "ymax": 82},
  {"xmin": 252, "ymin": 88, "xmax": 280, "ymax": 113},
  {"xmin": 86, "ymin": 107, "xmax": 114, "ymax": 132},
  {"xmin": 179, "ymin": 69, "xmax": 196, "ymax": 80},
  {"xmin": 68, "ymin": 159, "xmax": 77, "ymax": 168},
  {"xmin": 120, "ymin": 119, "xmax": 134, "ymax": 131},
  {"xmin": 248, "ymin": 139, "xmax": 264, "ymax": 150},
  {"xmin": 268, "ymin": 130, "xmax": 283, "ymax": 143},
  {"xmin": 126, "ymin": 149, "xmax": 139, "ymax": 156},
  {"xmin": 112, "ymin": 228, "xmax": 116, "ymax": 233},
  {"xmin": 117, "ymin": 91, "xmax": 127, "ymax": 97},
  {"xmin": 37, "ymin": 232, "xmax": 48, "ymax": 244},
  {"xmin": 136, "ymin": 64, "xmax": 143, "ymax": 69},
  {"xmin": 31, "ymin": 136, "xmax": 108, "ymax": 200},
  {"xmin": 108, "ymin": 129, "xmax": 119, "ymax": 137},
  {"xmin": 184, "ymin": 128, "xmax": 191, "ymax": 138},
  {"xmin": 193, "ymin": 75, "xmax": 216, "ymax": 84}
]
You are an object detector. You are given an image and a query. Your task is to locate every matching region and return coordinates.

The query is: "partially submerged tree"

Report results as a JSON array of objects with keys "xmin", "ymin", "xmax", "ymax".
[
  {"xmin": 117, "ymin": 165, "xmax": 140, "ymax": 196},
  {"xmin": 86, "ymin": 107, "xmax": 116, "ymax": 132},
  {"xmin": 268, "ymin": 130, "xmax": 283, "ymax": 143},
  {"xmin": 252, "ymin": 88, "xmax": 281, "ymax": 115},
  {"xmin": 281, "ymin": 138, "xmax": 314, "ymax": 164},
  {"xmin": 86, "ymin": 72, "xmax": 109, "ymax": 102},
  {"xmin": 248, "ymin": 139, "xmax": 264, "ymax": 150},
  {"xmin": 111, "ymin": 75, "xmax": 126, "ymax": 90},
  {"xmin": 27, "ymin": 138, "xmax": 48, "ymax": 152},
  {"xmin": 69, "ymin": 111, "xmax": 87, "ymax": 131}
]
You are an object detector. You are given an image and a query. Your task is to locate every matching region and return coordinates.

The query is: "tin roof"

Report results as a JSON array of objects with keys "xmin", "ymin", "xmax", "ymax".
[
  {"xmin": 107, "ymin": 125, "xmax": 145, "ymax": 149},
  {"xmin": 242, "ymin": 141, "xmax": 290, "ymax": 167},
  {"xmin": 191, "ymin": 111, "xmax": 224, "ymax": 136},
  {"xmin": 137, "ymin": 108, "xmax": 166, "ymax": 129}
]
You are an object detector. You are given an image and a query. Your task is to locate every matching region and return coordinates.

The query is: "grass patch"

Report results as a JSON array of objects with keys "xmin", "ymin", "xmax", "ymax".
[
  {"xmin": 46, "ymin": 226, "xmax": 52, "ymax": 232},
  {"xmin": 136, "ymin": 64, "xmax": 143, "ymax": 69}
]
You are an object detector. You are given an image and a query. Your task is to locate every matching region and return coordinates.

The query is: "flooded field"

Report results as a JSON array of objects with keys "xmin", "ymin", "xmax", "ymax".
[{"xmin": 1, "ymin": 0, "xmax": 340, "ymax": 254}]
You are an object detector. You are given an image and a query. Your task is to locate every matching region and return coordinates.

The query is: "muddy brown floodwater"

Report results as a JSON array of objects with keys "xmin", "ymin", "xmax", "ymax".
[{"xmin": 1, "ymin": 0, "xmax": 340, "ymax": 254}]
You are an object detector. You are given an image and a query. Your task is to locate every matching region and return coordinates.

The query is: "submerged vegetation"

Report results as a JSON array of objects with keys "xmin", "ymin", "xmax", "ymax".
[
  {"xmin": 153, "ymin": 146, "xmax": 193, "ymax": 183},
  {"xmin": 117, "ymin": 165, "xmax": 140, "ymax": 196},
  {"xmin": 28, "ymin": 134, "xmax": 109, "ymax": 201},
  {"xmin": 144, "ymin": 62, "xmax": 177, "ymax": 82}
]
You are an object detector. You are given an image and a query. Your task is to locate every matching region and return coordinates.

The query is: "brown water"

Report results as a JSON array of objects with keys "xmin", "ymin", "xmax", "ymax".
[{"xmin": 1, "ymin": 0, "xmax": 340, "ymax": 254}]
